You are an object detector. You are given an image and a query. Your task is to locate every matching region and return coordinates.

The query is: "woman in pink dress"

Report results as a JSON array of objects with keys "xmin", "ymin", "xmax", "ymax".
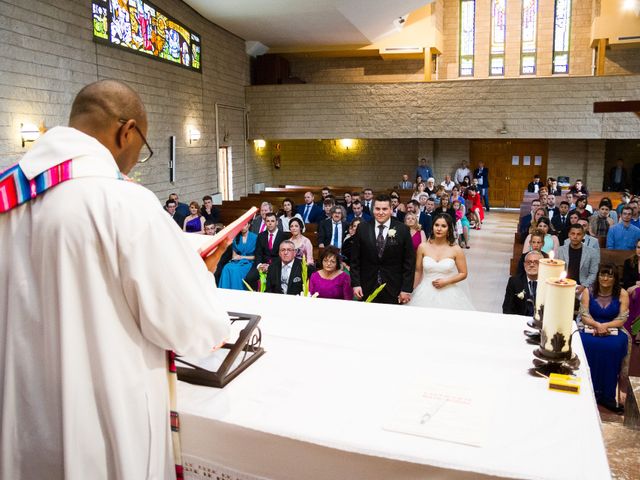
[
  {"xmin": 309, "ymin": 247, "xmax": 353, "ymax": 300},
  {"xmin": 404, "ymin": 212, "xmax": 426, "ymax": 250}
]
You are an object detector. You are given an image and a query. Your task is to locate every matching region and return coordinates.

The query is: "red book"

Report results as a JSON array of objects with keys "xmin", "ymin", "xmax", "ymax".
[{"xmin": 183, "ymin": 207, "xmax": 258, "ymax": 258}]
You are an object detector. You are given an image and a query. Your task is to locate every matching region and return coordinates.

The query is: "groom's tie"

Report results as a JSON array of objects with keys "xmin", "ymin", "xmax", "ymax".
[{"xmin": 376, "ymin": 224, "xmax": 385, "ymax": 258}]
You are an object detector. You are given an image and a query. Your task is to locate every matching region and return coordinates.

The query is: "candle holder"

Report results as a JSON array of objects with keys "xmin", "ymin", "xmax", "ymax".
[
  {"xmin": 529, "ymin": 276, "xmax": 579, "ymax": 377},
  {"xmin": 524, "ymin": 300, "xmax": 541, "ymax": 345}
]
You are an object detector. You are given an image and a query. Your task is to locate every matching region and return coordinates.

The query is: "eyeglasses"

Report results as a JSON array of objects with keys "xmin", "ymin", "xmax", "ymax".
[
  {"xmin": 118, "ymin": 119, "xmax": 154, "ymax": 163},
  {"xmin": 322, "ymin": 258, "xmax": 337, "ymax": 264},
  {"xmin": 280, "ymin": 248, "xmax": 295, "ymax": 252},
  {"xmin": 598, "ymin": 272, "xmax": 614, "ymax": 278}
]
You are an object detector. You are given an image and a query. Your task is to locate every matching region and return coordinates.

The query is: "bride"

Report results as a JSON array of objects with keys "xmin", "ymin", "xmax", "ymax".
[{"xmin": 408, "ymin": 213, "xmax": 475, "ymax": 311}]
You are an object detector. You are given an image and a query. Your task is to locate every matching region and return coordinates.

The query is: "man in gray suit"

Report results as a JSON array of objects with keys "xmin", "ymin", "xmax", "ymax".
[{"xmin": 558, "ymin": 223, "xmax": 599, "ymax": 296}]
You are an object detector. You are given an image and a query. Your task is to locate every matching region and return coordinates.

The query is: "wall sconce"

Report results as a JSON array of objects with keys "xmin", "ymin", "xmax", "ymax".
[
  {"xmin": 254, "ymin": 139, "xmax": 266, "ymax": 149},
  {"xmin": 339, "ymin": 138, "xmax": 354, "ymax": 150},
  {"xmin": 189, "ymin": 128, "xmax": 201, "ymax": 144},
  {"xmin": 499, "ymin": 123, "xmax": 508, "ymax": 135},
  {"xmin": 21, "ymin": 123, "xmax": 42, "ymax": 147}
]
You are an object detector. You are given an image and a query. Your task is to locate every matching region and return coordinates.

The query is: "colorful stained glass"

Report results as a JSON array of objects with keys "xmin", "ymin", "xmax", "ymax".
[
  {"xmin": 490, "ymin": 0, "xmax": 506, "ymax": 75},
  {"xmin": 91, "ymin": 0, "xmax": 202, "ymax": 72},
  {"xmin": 552, "ymin": 0, "xmax": 571, "ymax": 74},
  {"xmin": 460, "ymin": 0, "xmax": 476, "ymax": 77},
  {"xmin": 521, "ymin": 0, "xmax": 537, "ymax": 74}
]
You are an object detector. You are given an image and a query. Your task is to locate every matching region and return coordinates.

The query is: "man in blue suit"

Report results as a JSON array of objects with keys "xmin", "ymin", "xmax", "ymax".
[
  {"xmin": 296, "ymin": 191, "xmax": 323, "ymax": 224},
  {"xmin": 347, "ymin": 201, "xmax": 372, "ymax": 223},
  {"xmin": 474, "ymin": 161, "xmax": 490, "ymax": 211},
  {"xmin": 416, "ymin": 158, "xmax": 432, "ymax": 183}
]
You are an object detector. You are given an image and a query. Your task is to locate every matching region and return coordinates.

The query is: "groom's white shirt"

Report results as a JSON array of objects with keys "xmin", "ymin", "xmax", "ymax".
[{"xmin": 376, "ymin": 218, "xmax": 392, "ymax": 240}]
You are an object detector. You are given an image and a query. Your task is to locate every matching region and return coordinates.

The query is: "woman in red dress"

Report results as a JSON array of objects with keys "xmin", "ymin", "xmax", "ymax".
[{"xmin": 465, "ymin": 186, "xmax": 485, "ymax": 229}]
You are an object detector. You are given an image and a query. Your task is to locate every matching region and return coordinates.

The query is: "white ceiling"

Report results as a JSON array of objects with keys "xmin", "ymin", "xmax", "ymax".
[{"xmin": 183, "ymin": 0, "xmax": 432, "ymax": 51}]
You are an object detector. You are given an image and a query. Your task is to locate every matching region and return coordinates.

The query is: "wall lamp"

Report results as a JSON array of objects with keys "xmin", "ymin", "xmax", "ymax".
[
  {"xmin": 21, "ymin": 122, "xmax": 42, "ymax": 147},
  {"xmin": 189, "ymin": 128, "xmax": 201, "ymax": 144},
  {"xmin": 254, "ymin": 139, "xmax": 266, "ymax": 149},
  {"xmin": 339, "ymin": 138, "xmax": 354, "ymax": 150}
]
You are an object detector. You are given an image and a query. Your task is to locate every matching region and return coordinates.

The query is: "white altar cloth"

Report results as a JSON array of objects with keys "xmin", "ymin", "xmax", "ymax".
[{"xmin": 178, "ymin": 290, "xmax": 610, "ymax": 480}]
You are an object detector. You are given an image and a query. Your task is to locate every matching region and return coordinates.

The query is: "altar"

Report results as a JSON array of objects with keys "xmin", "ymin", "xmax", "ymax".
[{"xmin": 177, "ymin": 290, "xmax": 610, "ymax": 480}]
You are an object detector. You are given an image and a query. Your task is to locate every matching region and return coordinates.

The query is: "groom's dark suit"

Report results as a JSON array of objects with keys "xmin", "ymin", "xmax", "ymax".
[
  {"xmin": 350, "ymin": 218, "xmax": 415, "ymax": 304},
  {"xmin": 502, "ymin": 273, "xmax": 536, "ymax": 316}
]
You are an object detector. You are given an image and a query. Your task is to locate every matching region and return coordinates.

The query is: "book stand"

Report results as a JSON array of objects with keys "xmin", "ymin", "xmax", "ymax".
[{"xmin": 175, "ymin": 312, "xmax": 265, "ymax": 388}]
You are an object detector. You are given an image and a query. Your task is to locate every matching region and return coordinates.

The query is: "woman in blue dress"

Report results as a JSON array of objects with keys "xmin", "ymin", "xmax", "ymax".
[
  {"xmin": 579, "ymin": 263, "xmax": 630, "ymax": 413},
  {"xmin": 218, "ymin": 223, "xmax": 257, "ymax": 290}
]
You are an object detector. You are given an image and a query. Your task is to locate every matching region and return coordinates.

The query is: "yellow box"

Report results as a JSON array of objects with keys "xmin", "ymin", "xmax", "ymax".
[{"xmin": 548, "ymin": 373, "xmax": 581, "ymax": 394}]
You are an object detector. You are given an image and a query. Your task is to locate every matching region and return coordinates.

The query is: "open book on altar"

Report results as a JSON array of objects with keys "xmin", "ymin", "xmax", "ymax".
[{"xmin": 183, "ymin": 206, "xmax": 258, "ymax": 258}]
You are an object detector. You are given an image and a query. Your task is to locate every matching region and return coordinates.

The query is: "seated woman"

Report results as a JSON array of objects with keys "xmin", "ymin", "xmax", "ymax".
[
  {"xmin": 588, "ymin": 200, "xmax": 615, "ymax": 239},
  {"xmin": 340, "ymin": 219, "xmax": 361, "ymax": 269},
  {"xmin": 404, "ymin": 212, "xmax": 426, "ymax": 251},
  {"xmin": 218, "ymin": 223, "xmax": 258, "ymax": 290},
  {"xmin": 288, "ymin": 218, "xmax": 314, "ymax": 265},
  {"xmin": 278, "ymin": 198, "xmax": 303, "ymax": 232},
  {"xmin": 424, "ymin": 177, "xmax": 437, "ymax": 197},
  {"xmin": 579, "ymin": 264, "xmax": 630, "ymax": 413},
  {"xmin": 183, "ymin": 201, "xmax": 204, "ymax": 233},
  {"xmin": 434, "ymin": 194, "xmax": 455, "ymax": 219},
  {"xmin": 309, "ymin": 247, "xmax": 353, "ymax": 300},
  {"xmin": 411, "ymin": 183, "xmax": 426, "ymax": 201},
  {"xmin": 517, "ymin": 230, "xmax": 548, "ymax": 274},
  {"xmin": 522, "ymin": 216, "xmax": 559, "ymax": 257},
  {"xmin": 569, "ymin": 196, "xmax": 591, "ymax": 220}
]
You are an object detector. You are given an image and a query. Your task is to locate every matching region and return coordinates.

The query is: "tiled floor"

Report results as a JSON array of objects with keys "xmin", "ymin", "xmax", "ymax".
[{"xmin": 474, "ymin": 209, "xmax": 640, "ymax": 479}]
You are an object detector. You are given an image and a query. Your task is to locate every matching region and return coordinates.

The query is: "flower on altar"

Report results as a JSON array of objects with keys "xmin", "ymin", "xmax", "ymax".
[
  {"xmin": 516, "ymin": 290, "xmax": 525, "ymax": 300},
  {"xmin": 388, "ymin": 228, "xmax": 396, "ymax": 238}
]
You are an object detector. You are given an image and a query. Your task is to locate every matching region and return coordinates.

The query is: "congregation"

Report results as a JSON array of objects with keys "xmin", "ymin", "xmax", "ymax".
[{"xmin": 164, "ymin": 157, "xmax": 491, "ymax": 304}]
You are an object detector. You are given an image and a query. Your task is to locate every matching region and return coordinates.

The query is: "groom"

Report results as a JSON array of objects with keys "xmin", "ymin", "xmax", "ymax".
[{"xmin": 351, "ymin": 194, "xmax": 416, "ymax": 304}]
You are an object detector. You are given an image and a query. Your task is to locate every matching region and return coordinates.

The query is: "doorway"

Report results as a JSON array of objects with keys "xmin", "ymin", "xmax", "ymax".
[
  {"xmin": 218, "ymin": 146, "xmax": 234, "ymax": 201},
  {"xmin": 470, "ymin": 140, "xmax": 548, "ymax": 208}
]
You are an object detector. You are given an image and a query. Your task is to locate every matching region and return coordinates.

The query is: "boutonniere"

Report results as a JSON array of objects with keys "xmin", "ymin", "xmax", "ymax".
[
  {"xmin": 292, "ymin": 276, "xmax": 302, "ymax": 283},
  {"xmin": 516, "ymin": 290, "xmax": 525, "ymax": 300},
  {"xmin": 388, "ymin": 228, "xmax": 397, "ymax": 238}
]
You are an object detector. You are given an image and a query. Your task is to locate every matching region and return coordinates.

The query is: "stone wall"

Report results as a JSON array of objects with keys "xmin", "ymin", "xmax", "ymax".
[{"xmin": 0, "ymin": 0, "xmax": 250, "ymax": 202}]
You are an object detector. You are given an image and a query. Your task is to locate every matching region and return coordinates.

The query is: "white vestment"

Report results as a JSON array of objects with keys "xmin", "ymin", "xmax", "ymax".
[{"xmin": 0, "ymin": 127, "xmax": 230, "ymax": 479}]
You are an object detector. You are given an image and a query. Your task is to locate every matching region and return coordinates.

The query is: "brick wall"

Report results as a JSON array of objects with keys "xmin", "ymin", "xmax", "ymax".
[
  {"xmin": 246, "ymin": 75, "xmax": 640, "ymax": 140},
  {"xmin": 0, "ymin": 0, "xmax": 250, "ymax": 203}
]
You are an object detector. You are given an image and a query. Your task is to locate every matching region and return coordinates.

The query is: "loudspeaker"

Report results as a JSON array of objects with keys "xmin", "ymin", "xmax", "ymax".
[{"xmin": 169, "ymin": 136, "xmax": 176, "ymax": 183}]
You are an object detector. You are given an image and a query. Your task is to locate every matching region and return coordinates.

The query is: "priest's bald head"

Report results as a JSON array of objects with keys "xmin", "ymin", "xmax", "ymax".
[{"xmin": 69, "ymin": 79, "xmax": 151, "ymax": 174}]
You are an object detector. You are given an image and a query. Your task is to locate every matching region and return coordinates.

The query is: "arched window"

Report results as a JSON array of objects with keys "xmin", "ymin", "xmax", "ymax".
[
  {"xmin": 521, "ymin": 0, "xmax": 538, "ymax": 75},
  {"xmin": 552, "ymin": 0, "xmax": 572, "ymax": 74},
  {"xmin": 490, "ymin": 0, "xmax": 506, "ymax": 76},
  {"xmin": 459, "ymin": 0, "xmax": 476, "ymax": 77}
]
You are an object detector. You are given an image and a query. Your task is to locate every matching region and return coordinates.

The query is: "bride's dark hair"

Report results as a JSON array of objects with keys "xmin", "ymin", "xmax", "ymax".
[{"xmin": 430, "ymin": 213, "xmax": 456, "ymax": 246}]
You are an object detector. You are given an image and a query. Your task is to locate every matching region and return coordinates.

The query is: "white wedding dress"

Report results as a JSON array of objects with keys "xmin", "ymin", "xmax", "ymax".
[{"xmin": 408, "ymin": 256, "xmax": 475, "ymax": 311}]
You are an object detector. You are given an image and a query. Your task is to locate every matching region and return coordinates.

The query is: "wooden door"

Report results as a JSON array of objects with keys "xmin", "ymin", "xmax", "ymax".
[{"xmin": 470, "ymin": 140, "xmax": 548, "ymax": 208}]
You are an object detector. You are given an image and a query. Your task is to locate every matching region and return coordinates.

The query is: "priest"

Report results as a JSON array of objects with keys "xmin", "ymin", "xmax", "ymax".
[{"xmin": 0, "ymin": 80, "xmax": 231, "ymax": 479}]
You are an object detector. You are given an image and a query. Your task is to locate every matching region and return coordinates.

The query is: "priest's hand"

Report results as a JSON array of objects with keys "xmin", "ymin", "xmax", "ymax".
[{"xmin": 203, "ymin": 237, "xmax": 234, "ymax": 273}]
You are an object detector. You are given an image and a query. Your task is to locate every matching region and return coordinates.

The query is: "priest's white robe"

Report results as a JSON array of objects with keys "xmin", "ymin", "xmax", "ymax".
[{"xmin": 0, "ymin": 127, "xmax": 230, "ymax": 479}]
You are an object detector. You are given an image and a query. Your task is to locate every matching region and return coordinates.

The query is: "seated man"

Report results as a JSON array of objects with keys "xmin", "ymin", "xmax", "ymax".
[
  {"xmin": 264, "ymin": 240, "xmax": 314, "ymax": 295},
  {"xmin": 250, "ymin": 201, "xmax": 273, "ymax": 233},
  {"xmin": 362, "ymin": 188, "xmax": 375, "ymax": 213},
  {"xmin": 399, "ymin": 174, "xmax": 412, "ymax": 189},
  {"xmin": 347, "ymin": 200, "xmax": 372, "ymax": 222},
  {"xmin": 164, "ymin": 199, "xmax": 185, "ymax": 228},
  {"xmin": 391, "ymin": 195, "xmax": 405, "ymax": 221},
  {"xmin": 168, "ymin": 192, "xmax": 189, "ymax": 217},
  {"xmin": 527, "ymin": 174, "xmax": 543, "ymax": 193},
  {"xmin": 546, "ymin": 194, "xmax": 559, "ymax": 220},
  {"xmin": 200, "ymin": 195, "xmax": 220, "ymax": 224},
  {"xmin": 204, "ymin": 221, "xmax": 217, "ymax": 236},
  {"xmin": 519, "ymin": 199, "xmax": 542, "ymax": 238},
  {"xmin": 296, "ymin": 192, "xmax": 323, "ymax": 224},
  {"xmin": 440, "ymin": 174, "xmax": 455, "ymax": 192},
  {"xmin": 320, "ymin": 186, "xmax": 331, "ymax": 200},
  {"xmin": 606, "ymin": 206, "xmax": 640, "ymax": 250},
  {"xmin": 558, "ymin": 224, "xmax": 599, "ymax": 296},
  {"xmin": 245, "ymin": 213, "xmax": 290, "ymax": 289},
  {"xmin": 552, "ymin": 200, "xmax": 571, "ymax": 244},
  {"xmin": 563, "ymin": 219, "xmax": 600, "ymax": 252},
  {"xmin": 406, "ymin": 200, "xmax": 431, "ymax": 234},
  {"xmin": 317, "ymin": 198, "xmax": 336, "ymax": 225},
  {"xmin": 318, "ymin": 206, "xmax": 348, "ymax": 249},
  {"xmin": 502, "ymin": 250, "xmax": 543, "ymax": 316}
]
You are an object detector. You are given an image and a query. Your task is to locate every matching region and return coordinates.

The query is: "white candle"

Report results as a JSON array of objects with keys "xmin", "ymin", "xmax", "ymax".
[
  {"xmin": 534, "ymin": 258, "xmax": 565, "ymax": 322},
  {"xmin": 541, "ymin": 277, "xmax": 577, "ymax": 354}
]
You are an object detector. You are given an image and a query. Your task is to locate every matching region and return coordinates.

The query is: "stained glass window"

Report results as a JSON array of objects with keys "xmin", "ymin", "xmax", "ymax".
[
  {"xmin": 459, "ymin": 0, "xmax": 476, "ymax": 77},
  {"xmin": 521, "ymin": 0, "xmax": 538, "ymax": 74},
  {"xmin": 490, "ymin": 0, "xmax": 506, "ymax": 76},
  {"xmin": 92, "ymin": 0, "xmax": 202, "ymax": 72},
  {"xmin": 552, "ymin": 0, "xmax": 571, "ymax": 74}
]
